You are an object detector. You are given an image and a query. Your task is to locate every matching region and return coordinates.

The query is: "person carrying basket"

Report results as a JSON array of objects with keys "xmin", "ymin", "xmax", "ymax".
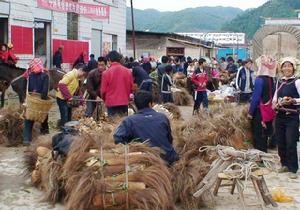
[{"xmin": 23, "ymin": 58, "xmax": 50, "ymax": 146}]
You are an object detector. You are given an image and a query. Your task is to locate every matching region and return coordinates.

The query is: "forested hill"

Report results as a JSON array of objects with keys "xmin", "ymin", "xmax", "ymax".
[
  {"xmin": 126, "ymin": 6, "xmax": 242, "ymax": 32},
  {"xmin": 221, "ymin": 0, "xmax": 300, "ymax": 38}
]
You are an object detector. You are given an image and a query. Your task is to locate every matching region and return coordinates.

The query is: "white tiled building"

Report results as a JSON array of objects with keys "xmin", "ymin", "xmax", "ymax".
[
  {"xmin": 0, "ymin": 0, "xmax": 126, "ymax": 69},
  {"xmin": 177, "ymin": 32, "xmax": 246, "ymax": 45}
]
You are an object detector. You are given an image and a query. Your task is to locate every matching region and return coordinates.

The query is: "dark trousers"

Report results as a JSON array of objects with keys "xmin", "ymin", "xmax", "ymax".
[
  {"xmin": 23, "ymin": 116, "xmax": 49, "ymax": 144},
  {"xmin": 239, "ymin": 92, "xmax": 252, "ymax": 103},
  {"xmin": 57, "ymin": 98, "xmax": 72, "ymax": 127},
  {"xmin": 85, "ymin": 101, "xmax": 97, "ymax": 117},
  {"xmin": 140, "ymin": 80, "xmax": 152, "ymax": 92},
  {"xmin": 161, "ymin": 93, "xmax": 173, "ymax": 103},
  {"xmin": 275, "ymin": 115, "xmax": 299, "ymax": 173},
  {"xmin": 193, "ymin": 91, "xmax": 208, "ymax": 111},
  {"xmin": 107, "ymin": 105, "xmax": 128, "ymax": 117},
  {"xmin": 252, "ymin": 109, "xmax": 273, "ymax": 153}
]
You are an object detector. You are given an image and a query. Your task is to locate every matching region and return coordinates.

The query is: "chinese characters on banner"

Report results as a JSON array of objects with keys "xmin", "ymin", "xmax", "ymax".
[{"xmin": 37, "ymin": 0, "xmax": 110, "ymax": 19}]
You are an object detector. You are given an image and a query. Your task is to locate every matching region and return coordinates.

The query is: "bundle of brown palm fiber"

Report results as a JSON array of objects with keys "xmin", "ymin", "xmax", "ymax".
[
  {"xmin": 174, "ymin": 78, "xmax": 187, "ymax": 88},
  {"xmin": 0, "ymin": 107, "xmax": 39, "ymax": 146},
  {"xmin": 23, "ymin": 117, "xmax": 121, "ymax": 204},
  {"xmin": 23, "ymin": 133, "xmax": 65, "ymax": 203},
  {"xmin": 162, "ymin": 103, "xmax": 182, "ymax": 120},
  {"xmin": 171, "ymin": 103, "xmax": 252, "ymax": 210},
  {"xmin": 62, "ymin": 133, "xmax": 176, "ymax": 210},
  {"xmin": 172, "ymin": 88, "xmax": 193, "ymax": 106}
]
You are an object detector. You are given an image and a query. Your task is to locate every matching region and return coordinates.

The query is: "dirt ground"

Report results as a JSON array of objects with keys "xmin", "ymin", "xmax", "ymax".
[{"xmin": 1, "ymin": 103, "xmax": 300, "ymax": 210}]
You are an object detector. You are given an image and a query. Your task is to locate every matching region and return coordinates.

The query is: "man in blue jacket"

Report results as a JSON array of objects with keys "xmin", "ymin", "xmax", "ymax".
[
  {"xmin": 236, "ymin": 59, "xmax": 254, "ymax": 103},
  {"xmin": 113, "ymin": 90, "xmax": 179, "ymax": 165}
]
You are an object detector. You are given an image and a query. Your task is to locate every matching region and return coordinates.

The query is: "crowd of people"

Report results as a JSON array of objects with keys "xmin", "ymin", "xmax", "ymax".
[{"xmin": 19, "ymin": 49, "xmax": 300, "ymax": 176}]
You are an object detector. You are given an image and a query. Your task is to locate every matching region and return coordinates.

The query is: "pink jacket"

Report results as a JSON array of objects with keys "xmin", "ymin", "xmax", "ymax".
[{"xmin": 100, "ymin": 62, "xmax": 133, "ymax": 107}]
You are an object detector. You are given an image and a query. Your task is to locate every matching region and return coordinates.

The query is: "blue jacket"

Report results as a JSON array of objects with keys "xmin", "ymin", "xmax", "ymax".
[
  {"xmin": 236, "ymin": 67, "xmax": 254, "ymax": 92},
  {"xmin": 114, "ymin": 108, "xmax": 179, "ymax": 164},
  {"xmin": 248, "ymin": 76, "xmax": 274, "ymax": 116},
  {"xmin": 26, "ymin": 72, "xmax": 49, "ymax": 100},
  {"xmin": 132, "ymin": 65, "xmax": 150, "ymax": 86}
]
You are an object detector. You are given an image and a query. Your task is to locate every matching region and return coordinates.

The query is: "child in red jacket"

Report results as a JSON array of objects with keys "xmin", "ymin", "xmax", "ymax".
[{"xmin": 191, "ymin": 58, "xmax": 208, "ymax": 114}]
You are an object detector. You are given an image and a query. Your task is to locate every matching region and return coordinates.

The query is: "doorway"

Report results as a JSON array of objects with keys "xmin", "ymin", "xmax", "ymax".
[
  {"xmin": 0, "ymin": 18, "xmax": 8, "ymax": 45},
  {"xmin": 91, "ymin": 29, "xmax": 102, "ymax": 58},
  {"xmin": 34, "ymin": 21, "xmax": 51, "ymax": 68}
]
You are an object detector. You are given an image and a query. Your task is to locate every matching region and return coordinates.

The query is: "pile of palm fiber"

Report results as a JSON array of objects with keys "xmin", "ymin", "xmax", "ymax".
[
  {"xmin": 23, "ymin": 133, "xmax": 66, "ymax": 203},
  {"xmin": 172, "ymin": 88, "xmax": 193, "ymax": 106},
  {"xmin": 24, "ymin": 117, "xmax": 175, "ymax": 210},
  {"xmin": 162, "ymin": 103, "xmax": 182, "ymax": 120},
  {"xmin": 0, "ymin": 107, "xmax": 38, "ymax": 146},
  {"xmin": 63, "ymin": 133, "xmax": 175, "ymax": 210},
  {"xmin": 23, "ymin": 116, "xmax": 122, "ymax": 204},
  {"xmin": 171, "ymin": 103, "xmax": 252, "ymax": 209}
]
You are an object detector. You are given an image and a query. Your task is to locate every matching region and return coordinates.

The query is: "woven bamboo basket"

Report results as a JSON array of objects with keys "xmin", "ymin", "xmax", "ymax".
[{"xmin": 25, "ymin": 93, "xmax": 54, "ymax": 123}]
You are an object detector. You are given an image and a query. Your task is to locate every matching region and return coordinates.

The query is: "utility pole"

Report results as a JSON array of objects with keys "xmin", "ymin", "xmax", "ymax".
[{"xmin": 130, "ymin": 0, "xmax": 136, "ymax": 59}]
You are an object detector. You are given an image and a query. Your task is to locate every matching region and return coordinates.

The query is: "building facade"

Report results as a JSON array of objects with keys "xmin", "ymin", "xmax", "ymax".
[
  {"xmin": 252, "ymin": 10, "xmax": 300, "ymax": 61},
  {"xmin": 177, "ymin": 32, "xmax": 246, "ymax": 45},
  {"xmin": 0, "ymin": 0, "xmax": 126, "ymax": 69},
  {"xmin": 126, "ymin": 30, "xmax": 217, "ymax": 60}
]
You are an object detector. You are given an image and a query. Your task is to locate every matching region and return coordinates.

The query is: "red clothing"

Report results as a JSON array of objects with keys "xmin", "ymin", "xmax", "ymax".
[
  {"xmin": 101, "ymin": 62, "xmax": 133, "ymax": 107},
  {"xmin": 0, "ymin": 51, "xmax": 9, "ymax": 62},
  {"xmin": 8, "ymin": 50, "xmax": 18, "ymax": 64},
  {"xmin": 191, "ymin": 68, "xmax": 208, "ymax": 91},
  {"xmin": 0, "ymin": 50, "xmax": 18, "ymax": 64}
]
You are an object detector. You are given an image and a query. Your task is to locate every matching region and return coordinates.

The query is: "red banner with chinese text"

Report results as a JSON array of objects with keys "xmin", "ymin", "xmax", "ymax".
[{"xmin": 37, "ymin": 0, "xmax": 110, "ymax": 19}]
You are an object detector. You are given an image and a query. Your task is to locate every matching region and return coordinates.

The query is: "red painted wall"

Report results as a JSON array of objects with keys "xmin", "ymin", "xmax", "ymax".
[
  {"xmin": 53, "ymin": 39, "xmax": 89, "ymax": 64},
  {"xmin": 11, "ymin": 26, "xmax": 33, "ymax": 54}
]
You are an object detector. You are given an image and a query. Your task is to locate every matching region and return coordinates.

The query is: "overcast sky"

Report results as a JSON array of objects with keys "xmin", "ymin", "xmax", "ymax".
[{"xmin": 126, "ymin": 0, "xmax": 269, "ymax": 11}]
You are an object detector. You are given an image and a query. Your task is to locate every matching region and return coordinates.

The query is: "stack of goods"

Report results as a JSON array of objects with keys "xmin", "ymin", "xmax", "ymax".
[
  {"xmin": 24, "ymin": 119, "xmax": 175, "ymax": 210},
  {"xmin": 153, "ymin": 104, "xmax": 174, "ymax": 120},
  {"xmin": 173, "ymin": 73, "xmax": 187, "ymax": 88},
  {"xmin": 207, "ymin": 85, "xmax": 237, "ymax": 104},
  {"xmin": 63, "ymin": 134, "xmax": 175, "ymax": 210},
  {"xmin": 0, "ymin": 107, "xmax": 38, "ymax": 146},
  {"xmin": 171, "ymin": 103, "xmax": 252, "ymax": 209},
  {"xmin": 23, "ymin": 134, "xmax": 63, "ymax": 203},
  {"xmin": 71, "ymin": 106, "xmax": 86, "ymax": 121},
  {"xmin": 162, "ymin": 103, "xmax": 182, "ymax": 120},
  {"xmin": 172, "ymin": 88, "xmax": 193, "ymax": 106}
]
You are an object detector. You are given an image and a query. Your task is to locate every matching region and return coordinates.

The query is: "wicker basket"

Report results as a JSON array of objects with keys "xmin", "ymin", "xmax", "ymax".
[{"xmin": 24, "ymin": 93, "xmax": 54, "ymax": 123}]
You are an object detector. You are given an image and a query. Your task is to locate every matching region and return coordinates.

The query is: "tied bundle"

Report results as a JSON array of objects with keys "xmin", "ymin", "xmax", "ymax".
[
  {"xmin": 0, "ymin": 107, "xmax": 39, "ymax": 146},
  {"xmin": 62, "ymin": 133, "xmax": 176, "ymax": 210},
  {"xmin": 172, "ymin": 88, "xmax": 193, "ymax": 106},
  {"xmin": 171, "ymin": 103, "xmax": 252, "ymax": 210},
  {"xmin": 23, "ymin": 134, "xmax": 64, "ymax": 203}
]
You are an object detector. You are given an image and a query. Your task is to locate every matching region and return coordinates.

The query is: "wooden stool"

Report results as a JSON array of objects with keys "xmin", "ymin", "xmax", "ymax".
[{"xmin": 213, "ymin": 168, "xmax": 278, "ymax": 210}]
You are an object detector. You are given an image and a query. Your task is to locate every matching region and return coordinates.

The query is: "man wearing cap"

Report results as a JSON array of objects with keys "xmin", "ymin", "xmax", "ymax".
[
  {"xmin": 273, "ymin": 57, "xmax": 300, "ymax": 179},
  {"xmin": 56, "ymin": 64, "xmax": 89, "ymax": 127},
  {"xmin": 23, "ymin": 58, "xmax": 49, "ymax": 145}
]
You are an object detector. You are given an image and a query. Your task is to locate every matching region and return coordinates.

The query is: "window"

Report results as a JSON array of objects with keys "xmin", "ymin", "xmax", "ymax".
[
  {"xmin": 94, "ymin": 0, "xmax": 118, "ymax": 7},
  {"xmin": 67, "ymin": 12, "xmax": 78, "ymax": 40},
  {"xmin": 112, "ymin": 35, "xmax": 117, "ymax": 51}
]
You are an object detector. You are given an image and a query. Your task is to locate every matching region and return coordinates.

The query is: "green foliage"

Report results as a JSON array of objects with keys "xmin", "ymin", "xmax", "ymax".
[
  {"xmin": 127, "ymin": 6, "xmax": 242, "ymax": 32},
  {"xmin": 222, "ymin": 0, "xmax": 299, "ymax": 38},
  {"xmin": 127, "ymin": 0, "xmax": 300, "ymax": 39}
]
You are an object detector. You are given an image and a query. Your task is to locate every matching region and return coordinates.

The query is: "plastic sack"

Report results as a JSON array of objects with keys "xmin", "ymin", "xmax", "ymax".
[{"xmin": 271, "ymin": 187, "xmax": 294, "ymax": 203}]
